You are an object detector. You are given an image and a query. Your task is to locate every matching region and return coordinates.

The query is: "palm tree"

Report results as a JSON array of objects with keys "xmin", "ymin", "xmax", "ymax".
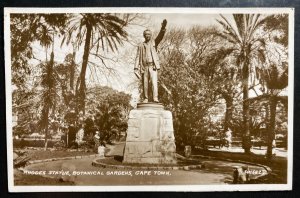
[
  {"xmin": 11, "ymin": 14, "xmax": 68, "ymax": 150},
  {"xmin": 262, "ymin": 14, "xmax": 289, "ymax": 158},
  {"xmin": 62, "ymin": 13, "xmax": 129, "ymax": 114},
  {"xmin": 35, "ymin": 22, "xmax": 53, "ymax": 61},
  {"xmin": 217, "ymin": 14, "xmax": 268, "ymax": 153},
  {"xmin": 39, "ymin": 49, "xmax": 57, "ymax": 150},
  {"xmin": 34, "ymin": 18, "xmax": 55, "ymax": 150},
  {"xmin": 35, "ymin": 14, "xmax": 67, "ymax": 150},
  {"xmin": 263, "ymin": 63, "xmax": 288, "ymax": 158}
]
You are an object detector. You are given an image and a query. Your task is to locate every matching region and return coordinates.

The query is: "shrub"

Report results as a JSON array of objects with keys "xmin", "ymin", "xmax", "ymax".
[{"xmin": 13, "ymin": 138, "xmax": 60, "ymax": 148}]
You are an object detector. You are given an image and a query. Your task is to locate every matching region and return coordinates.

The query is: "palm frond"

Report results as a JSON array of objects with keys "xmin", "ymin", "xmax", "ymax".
[
  {"xmin": 216, "ymin": 19, "xmax": 241, "ymax": 44},
  {"xmin": 233, "ymin": 14, "xmax": 246, "ymax": 41},
  {"xmin": 219, "ymin": 14, "xmax": 242, "ymax": 42},
  {"xmin": 105, "ymin": 37, "xmax": 115, "ymax": 52}
]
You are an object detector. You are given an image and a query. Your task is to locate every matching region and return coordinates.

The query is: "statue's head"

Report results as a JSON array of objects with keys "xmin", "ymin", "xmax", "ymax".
[{"xmin": 143, "ymin": 29, "xmax": 152, "ymax": 42}]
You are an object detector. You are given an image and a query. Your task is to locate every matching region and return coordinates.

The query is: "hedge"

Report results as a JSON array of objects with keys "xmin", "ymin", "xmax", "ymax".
[{"xmin": 13, "ymin": 138, "xmax": 61, "ymax": 148}]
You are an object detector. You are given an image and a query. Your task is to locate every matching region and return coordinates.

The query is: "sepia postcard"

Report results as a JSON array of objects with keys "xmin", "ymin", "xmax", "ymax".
[{"xmin": 4, "ymin": 7, "xmax": 294, "ymax": 192}]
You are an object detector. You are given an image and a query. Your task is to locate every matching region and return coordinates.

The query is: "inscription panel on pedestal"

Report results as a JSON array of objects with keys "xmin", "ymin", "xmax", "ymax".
[
  {"xmin": 123, "ymin": 108, "xmax": 177, "ymax": 164},
  {"xmin": 140, "ymin": 112, "xmax": 162, "ymax": 141}
]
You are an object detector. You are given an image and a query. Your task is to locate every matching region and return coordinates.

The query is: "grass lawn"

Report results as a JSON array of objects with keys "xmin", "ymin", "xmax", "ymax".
[
  {"xmin": 14, "ymin": 148, "xmax": 97, "ymax": 185},
  {"xmin": 16, "ymin": 148, "xmax": 96, "ymax": 161},
  {"xmin": 192, "ymin": 149, "xmax": 287, "ymax": 184}
]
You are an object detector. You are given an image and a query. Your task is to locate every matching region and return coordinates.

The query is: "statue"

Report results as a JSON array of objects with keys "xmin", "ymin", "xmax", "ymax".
[
  {"xmin": 134, "ymin": 19, "xmax": 167, "ymax": 103},
  {"xmin": 124, "ymin": 19, "xmax": 176, "ymax": 164}
]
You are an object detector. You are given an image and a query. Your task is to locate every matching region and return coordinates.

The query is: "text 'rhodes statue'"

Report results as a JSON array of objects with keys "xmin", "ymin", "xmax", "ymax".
[{"xmin": 123, "ymin": 19, "xmax": 177, "ymax": 164}]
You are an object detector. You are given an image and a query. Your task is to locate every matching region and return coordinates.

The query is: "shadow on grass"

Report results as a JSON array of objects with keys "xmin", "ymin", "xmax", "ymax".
[
  {"xmin": 114, "ymin": 155, "xmax": 123, "ymax": 162},
  {"xmin": 192, "ymin": 149, "xmax": 287, "ymax": 184}
]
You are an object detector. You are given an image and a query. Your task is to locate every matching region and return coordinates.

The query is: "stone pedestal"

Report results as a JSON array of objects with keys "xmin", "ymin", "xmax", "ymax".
[{"xmin": 123, "ymin": 103, "xmax": 177, "ymax": 164}]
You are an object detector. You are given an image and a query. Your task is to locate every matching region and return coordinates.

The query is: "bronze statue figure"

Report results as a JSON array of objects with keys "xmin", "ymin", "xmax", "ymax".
[{"xmin": 134, "ymin": 19, "xmax": 167, "ymax": 103}]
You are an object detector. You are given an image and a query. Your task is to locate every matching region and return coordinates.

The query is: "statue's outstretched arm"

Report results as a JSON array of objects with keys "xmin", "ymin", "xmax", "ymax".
[{"xmin": 155, "ymin": 19, "xmax": 167, "ymax": 47}]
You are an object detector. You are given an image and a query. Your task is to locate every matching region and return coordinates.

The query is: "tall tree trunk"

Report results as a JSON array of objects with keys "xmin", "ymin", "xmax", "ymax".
[
  {"xmin": 78, "ymin": 24, "xmax": 92, "ymax": 115},
  {"xmin": 242, "ymin": 62, "xmax": 251, "ymax": 154},
  {"xmin": 44, "ymin": 105, "xmax": 50, "ymax": 151},
  {"xmin": 70, "ymin": 47, "xmax": 76, "ymax": 92},
  {"xmin": 223, "ymin": 94, "xmax": 233, "ymax": 131},
  {"xmin": 265, "ymin": 103, "xmax": 269, "ymax": 139},
  {"xmin": 44, "ymin": 50, "xmax": 54, "ymax": 151},
  {"xmin": 267, "ymin": 95, "xmax": 277, "ymax": 159}
]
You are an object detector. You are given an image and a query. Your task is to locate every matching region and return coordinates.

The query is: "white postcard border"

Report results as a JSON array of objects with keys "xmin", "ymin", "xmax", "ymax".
[{"xmin": 4, "ymin": 7, "xmax": 294, "ymax": 192}]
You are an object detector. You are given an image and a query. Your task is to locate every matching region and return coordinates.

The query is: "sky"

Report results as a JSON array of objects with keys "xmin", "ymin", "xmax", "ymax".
[{"xmin": 149, "ymin": 13, "xmax": 221, "ymax": 28}]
